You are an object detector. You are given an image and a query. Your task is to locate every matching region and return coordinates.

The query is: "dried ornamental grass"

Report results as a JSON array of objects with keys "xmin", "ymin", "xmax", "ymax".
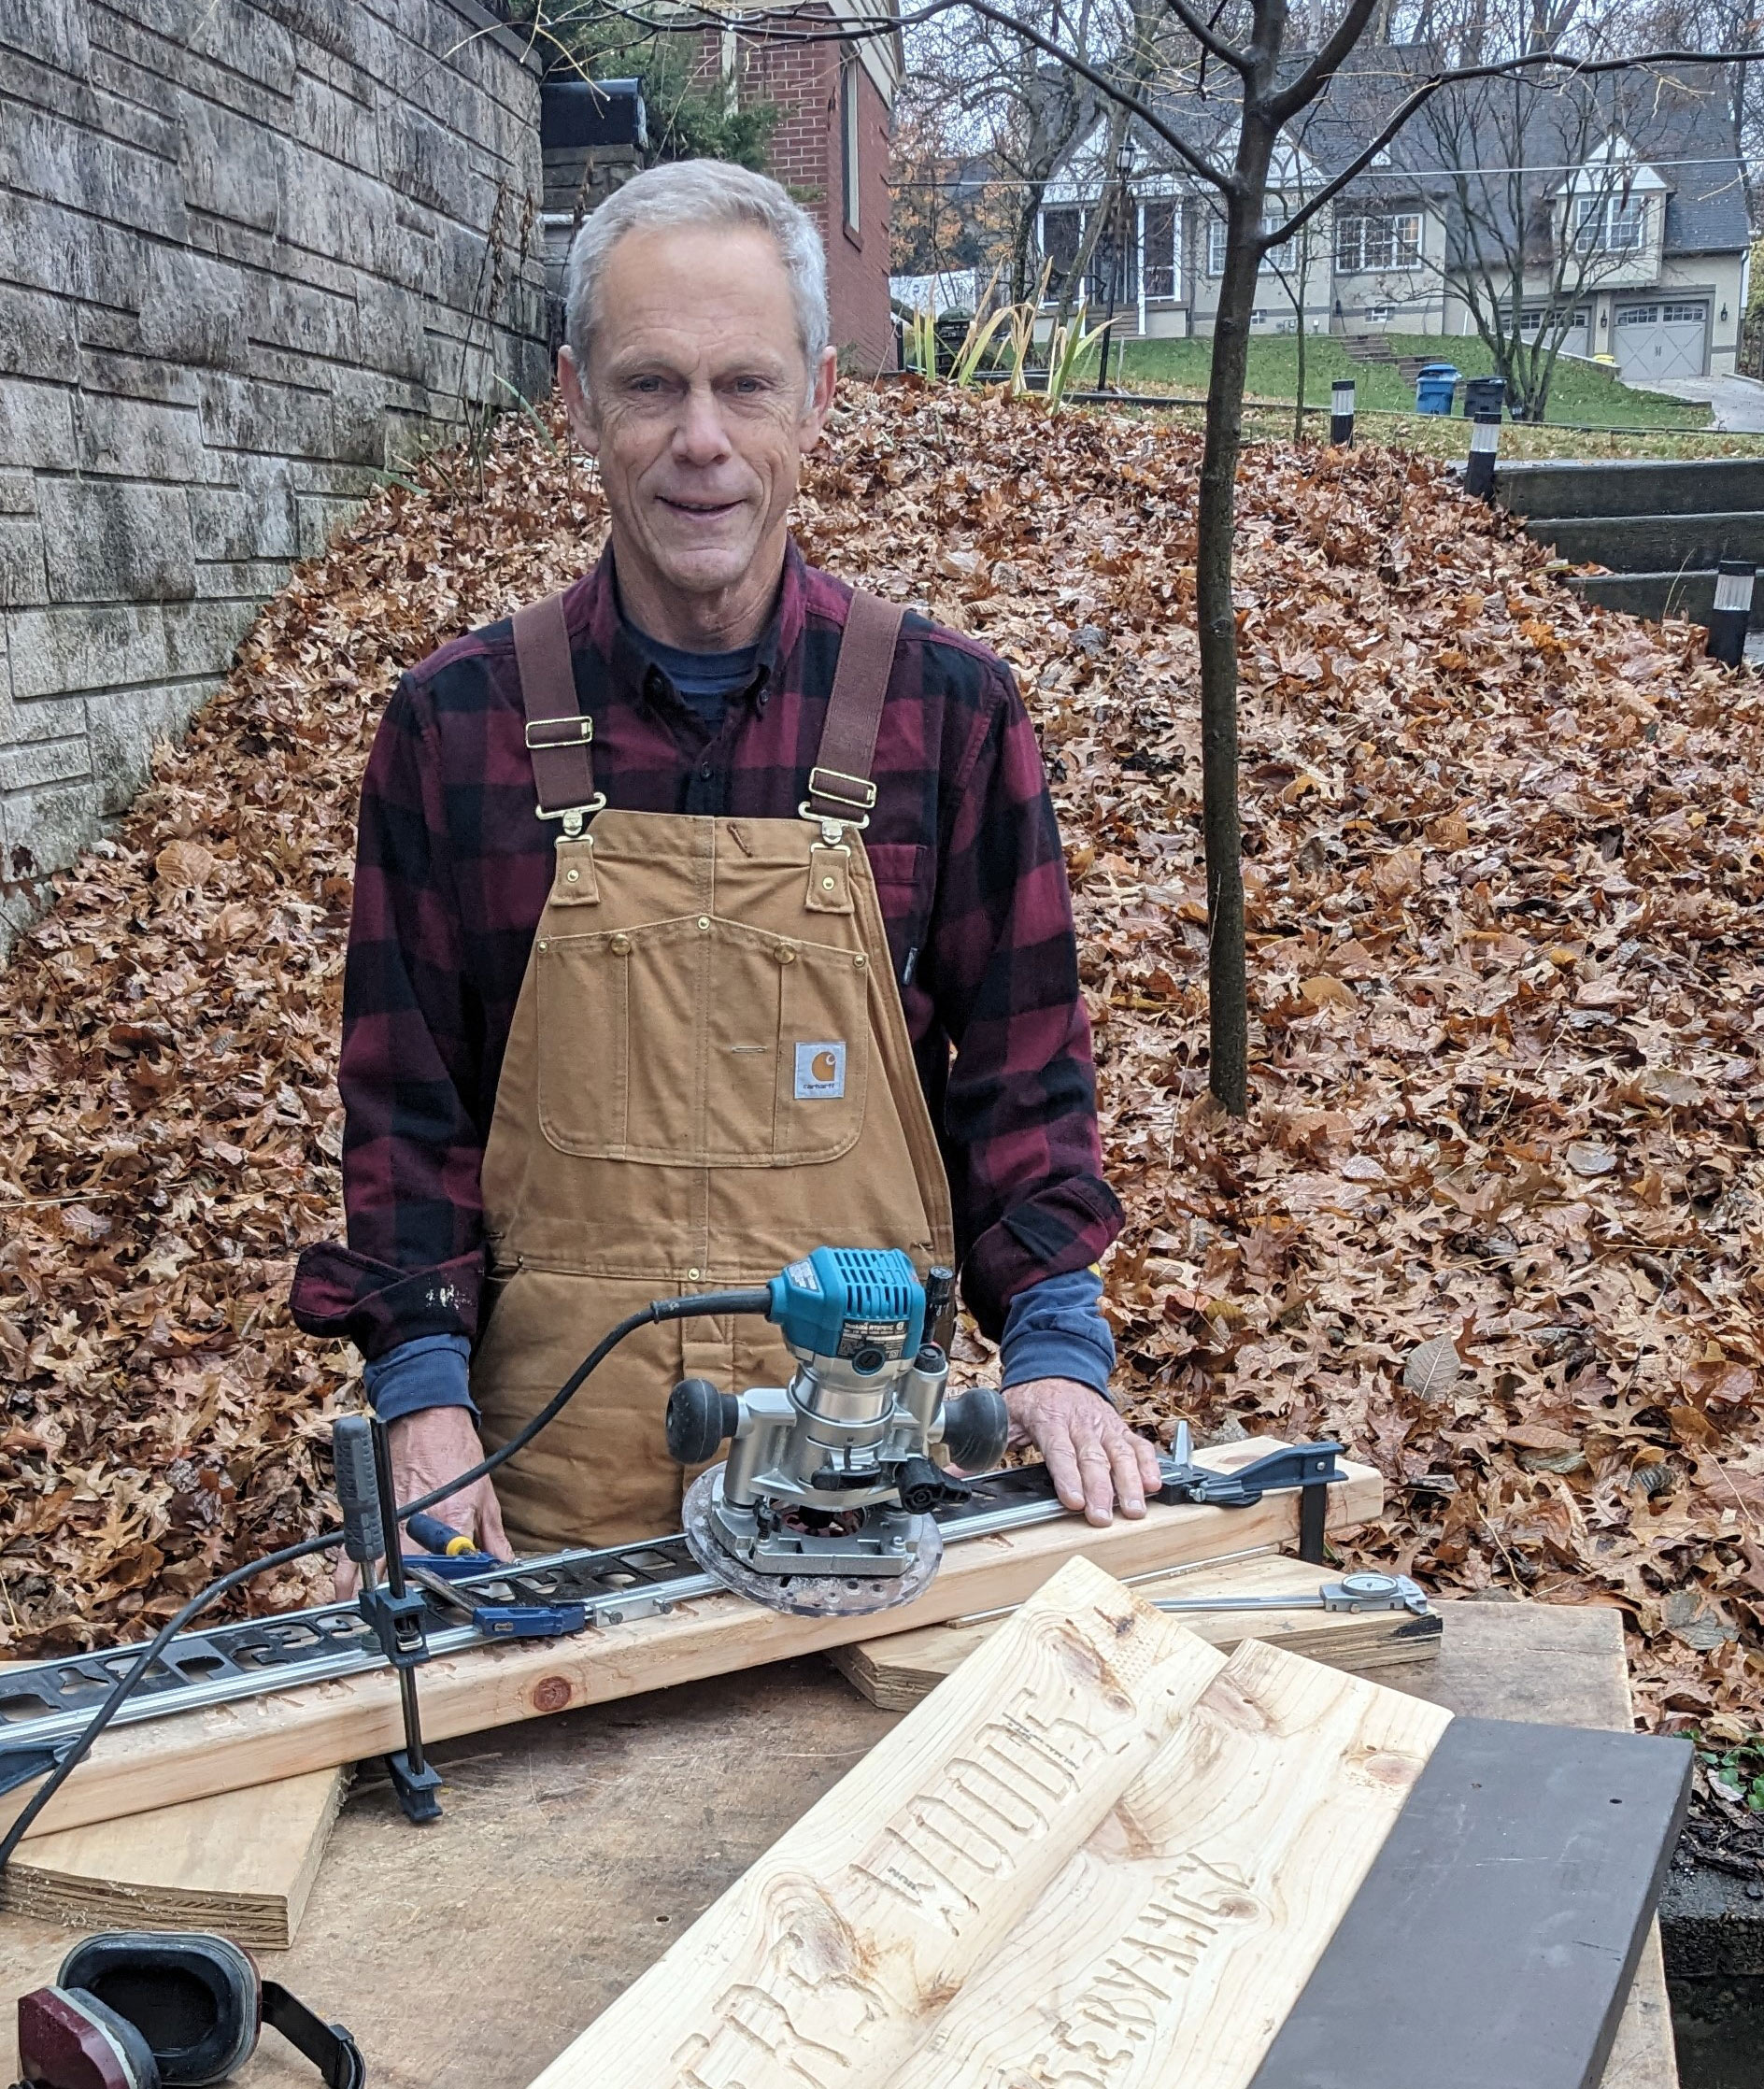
[{"xmin": 1, "ymin": 383, "xmax": 1759, "ymax": 1734}]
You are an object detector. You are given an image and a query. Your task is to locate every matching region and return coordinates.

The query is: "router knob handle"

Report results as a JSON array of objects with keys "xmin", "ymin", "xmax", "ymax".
[
  {"xmin": 942, "ymin": 1386, "xmax": 1010, "ymax": 1474},
  {"xmin": 666, "ymin": 1379, "xmax": 740, "ymax": 1465},
  {"xmin": 333, "ymin": 1414, "xmax": 385, "ymax": 1565},
  {"xmin": 924, "ymin": 1264, "xmax": 957, "ymax": 1353}
]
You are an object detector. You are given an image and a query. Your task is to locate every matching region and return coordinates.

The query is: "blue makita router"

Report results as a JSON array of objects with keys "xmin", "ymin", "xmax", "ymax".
[{"xmin": 662, "ymin": 1247, "xmax": 1011, "ymax": 1613}]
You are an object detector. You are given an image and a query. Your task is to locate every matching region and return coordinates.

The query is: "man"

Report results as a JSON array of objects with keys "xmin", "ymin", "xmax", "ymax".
[{"xmin": 292, "ymin": 160, "xmax": 1159, "ymax": 1577}]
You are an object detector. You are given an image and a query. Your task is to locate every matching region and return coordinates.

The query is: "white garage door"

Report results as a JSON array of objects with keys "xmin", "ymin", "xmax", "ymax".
[{"xmin": 1615, "ymin": 301, "xmax": 1708, "ymax": 382}]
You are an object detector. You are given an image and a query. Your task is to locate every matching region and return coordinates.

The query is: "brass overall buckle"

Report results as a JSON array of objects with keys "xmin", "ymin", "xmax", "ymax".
[
  {"xmin": 536, "ymin": 796, "xmax": 606, "ymax": 840},
  {"xmin": 799, "ymin": 768, "xmax": 875, "ymax": 849}
]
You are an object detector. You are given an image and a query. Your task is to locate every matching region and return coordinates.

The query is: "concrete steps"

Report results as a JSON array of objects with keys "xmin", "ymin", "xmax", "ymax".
[
  {"xmin": 1495, "ymin": 459, "xmax": 1764, "ymax": 629},
  {"xmin": 1344, "ymin": 334, "xmax": 1436, "ymax": 387}
]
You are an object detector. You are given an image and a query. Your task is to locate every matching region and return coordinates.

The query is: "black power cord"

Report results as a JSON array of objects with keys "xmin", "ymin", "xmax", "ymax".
[{"xmin": 0, "ymin": 1286, "xmax": 770, "ymax": 1875}]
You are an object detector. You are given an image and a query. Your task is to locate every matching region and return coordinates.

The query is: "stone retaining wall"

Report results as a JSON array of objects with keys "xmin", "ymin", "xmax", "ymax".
[{"xmin": 0, "ymin": 0, "xmax": 549, "ymax": 940}]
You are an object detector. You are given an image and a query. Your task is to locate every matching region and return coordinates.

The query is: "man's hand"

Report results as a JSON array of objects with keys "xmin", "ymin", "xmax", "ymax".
[
  {"xmin": 333, "ymin": 1406, "xmax": 513, "ymax": 1599},
  {"xmin": 1004, "ymin": 1377, "xmax": 1163, "ymax": 1527}
]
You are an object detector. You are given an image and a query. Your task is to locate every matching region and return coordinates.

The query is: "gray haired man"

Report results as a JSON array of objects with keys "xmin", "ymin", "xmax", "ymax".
[{"xmin": 294, "ymin": 161, "xmax": 1155, "ymax": 1579}]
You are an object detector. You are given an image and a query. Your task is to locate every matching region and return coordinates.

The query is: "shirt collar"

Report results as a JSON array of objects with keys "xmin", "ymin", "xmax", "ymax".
[{"xmin": 562, "ymin": 536, "xmax": 809, "ymax": 715}]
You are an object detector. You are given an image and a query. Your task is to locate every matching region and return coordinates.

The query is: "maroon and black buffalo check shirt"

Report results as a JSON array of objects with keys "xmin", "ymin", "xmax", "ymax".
[{"xmin": 291, "ymin": 541, "xmax": 1122, "ymax": 1358}]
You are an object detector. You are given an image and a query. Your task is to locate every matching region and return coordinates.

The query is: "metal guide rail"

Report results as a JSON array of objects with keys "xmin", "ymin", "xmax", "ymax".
[{"xmin": 0, "ymin": 1439, "xmax": 1347, "ymax": 1788}]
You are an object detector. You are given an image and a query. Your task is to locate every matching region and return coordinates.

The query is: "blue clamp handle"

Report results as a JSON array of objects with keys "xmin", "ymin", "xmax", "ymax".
[
  {"xmin": 405, "ymin": 1513, "xmax": 480, "ymax": 1557},
  {"xmin": 473, "ymin": 1602, "xmax": 586, "ymax": 1639}
]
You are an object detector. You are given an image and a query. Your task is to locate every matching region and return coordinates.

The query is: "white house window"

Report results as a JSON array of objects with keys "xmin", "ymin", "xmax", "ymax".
[
  {"xmin": 1207, "ymin": 214, "xmax": 1228, "ymax": 276},
  {"xmin": 1334, "ymin": 209, "xmax": 1421, "ymax": 273},
  {"xmin": 1143, "ymin": 199, "xmax": 1180, "ymax": 300},
  {"xmin": 840, "ymin": 58, "xmax": 860, "ymax": 234},
  {"xmin": 1040, "ymin": 206, "xmax": 1083, "ymax": 291},
  {"xmin": 1209, "ymin": 210, "xmax": 1309, "ymax": 277},
  {"xmin": 1039, "ymin": 205, "xmax": 1136, "ymax": 306},
  {"xmin": 1574, "ymin": 193, "xmax": 1645, "ymax": 253}
]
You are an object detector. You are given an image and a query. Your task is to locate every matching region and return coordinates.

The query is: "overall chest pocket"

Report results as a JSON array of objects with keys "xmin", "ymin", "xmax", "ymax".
[{"xmin": 536, "ymin": 915, "xmax": 871, "ymax": 1167}]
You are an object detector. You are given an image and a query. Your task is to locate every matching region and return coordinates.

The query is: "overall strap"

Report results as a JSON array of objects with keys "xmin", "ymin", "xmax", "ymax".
[
  {"xmin": 804, "ymin": 590, "xmax": 906, "ymax": 831},
  {"xmin": 512, "ymin": 590, "xmax": 602, "ymax": 834}
]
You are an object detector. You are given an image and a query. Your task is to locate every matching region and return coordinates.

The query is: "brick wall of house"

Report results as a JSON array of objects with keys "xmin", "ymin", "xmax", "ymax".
[{"xmin": 686, "ymin": 23, "xmax": 895, "ymax": 371}]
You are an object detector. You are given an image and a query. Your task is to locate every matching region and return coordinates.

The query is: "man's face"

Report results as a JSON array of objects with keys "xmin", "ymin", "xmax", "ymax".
[{"xmin": 561, "ymin": 224, "xmax": 835, "ymax": 632}]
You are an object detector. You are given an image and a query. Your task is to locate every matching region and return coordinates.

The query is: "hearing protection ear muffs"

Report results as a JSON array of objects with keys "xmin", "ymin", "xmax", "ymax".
[{"xmin": 13, "ymin": 1932, "xmax": 364, "ymax": 2089}]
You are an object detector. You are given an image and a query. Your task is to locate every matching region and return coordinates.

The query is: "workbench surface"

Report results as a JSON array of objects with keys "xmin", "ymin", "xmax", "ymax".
[{"xmin": 0, "ymin": 1601, "xmax": 1675, "ymax": 2089}]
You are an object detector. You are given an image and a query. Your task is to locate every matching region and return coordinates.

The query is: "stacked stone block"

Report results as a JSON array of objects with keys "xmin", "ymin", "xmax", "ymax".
[{"xmin": 0, "ymin": 0, "xmax": 548, "ymax": 937}]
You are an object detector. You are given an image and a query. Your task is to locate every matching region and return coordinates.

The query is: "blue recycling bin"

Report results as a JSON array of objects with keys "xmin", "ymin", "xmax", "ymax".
[{"xmin": 1414, "ymin": 363, "xmax": 1460, "ymax": 415}]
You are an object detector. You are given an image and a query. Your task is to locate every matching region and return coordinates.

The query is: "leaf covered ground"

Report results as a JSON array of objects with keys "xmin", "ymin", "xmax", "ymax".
[{"xmin": 1, "ymin": 383, "xmax": 1759, "ymax": 1734}]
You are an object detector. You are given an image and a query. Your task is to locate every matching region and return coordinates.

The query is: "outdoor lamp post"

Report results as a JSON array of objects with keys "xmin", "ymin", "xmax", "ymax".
[
  {"xmin": 1708, "ymin": 559, "xmax": 1756, "ymax": 666},
  {"xmin": 1330, "ymin": 377, "xmax": 1356, "ymax": 446},
  {"xmin": 1464, "ymin": 412, "xmax": 1501, "ymax": 501},
  {"xmin": 1096, "ymin": 135, "xmax": 1136, "ymax": 394}
]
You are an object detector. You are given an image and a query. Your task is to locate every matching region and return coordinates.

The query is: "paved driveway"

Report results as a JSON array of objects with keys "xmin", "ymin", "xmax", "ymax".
[{"xmin": 1642, "ymin": 371, "xmax": 1764, "ymax": 433}]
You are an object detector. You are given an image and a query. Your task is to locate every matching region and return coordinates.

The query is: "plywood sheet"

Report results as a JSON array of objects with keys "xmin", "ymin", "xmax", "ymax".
[
  {"xmin": 525, "ymin": 1563, "xmax": 1450, "ymax": 2089},
  {"xmin": 0, "ymin": 1439, "xmax": 1381, "ymax": 1840},
  {"xmin": 0, "ymin": 1769, "xmax": 346, "ymax": 1948},
  {"xmin": 831, "ymin": 1550, "xmax": 1442, "ymax": 1709}
]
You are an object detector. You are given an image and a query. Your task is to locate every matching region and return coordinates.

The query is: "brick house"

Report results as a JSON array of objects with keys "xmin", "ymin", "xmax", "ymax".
[
  {"xmin": 541, "ymin": 7, "xmax": 901, "ymax": 371},
  {"xmin": 693, "ymin": 5, "xmax": 902, "ymax": 370}
]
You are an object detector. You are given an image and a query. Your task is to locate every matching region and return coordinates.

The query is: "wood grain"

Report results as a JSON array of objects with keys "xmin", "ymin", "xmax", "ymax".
[
  {"xmin": 0, "ymin": 1769, "xmax": 346, "ymax": 1947},
  {"xmin": 527, "ymin": 1556, "xmax": 1234, "ymax": 2089},
  {"xmin": 830, "ymin": 1551, "xmax": 1442, "ymax": 1710},
  {"xmin": 0, "ymin": 1440, "xmax": 1381, "ymax": 1840},
  {"xmin": 903, "ymin": 1634, "xmax": 1450, "ymax": 2088}
]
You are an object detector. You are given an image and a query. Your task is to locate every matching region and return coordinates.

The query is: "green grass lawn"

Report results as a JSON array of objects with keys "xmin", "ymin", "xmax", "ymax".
[{"xmin": 1108, "ymin": 331, "xmax": 1713, "ymax": 428}]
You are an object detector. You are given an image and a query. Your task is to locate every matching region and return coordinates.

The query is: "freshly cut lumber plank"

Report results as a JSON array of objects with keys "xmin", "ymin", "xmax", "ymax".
[
  {"xmin": 1247, "ymin": 1714, "xmax": 1693, "ymax": 2089},
  {"xmin": 830, "ymin": 1549, "xmax": 1443, "ymax": 1709},
  {"xmin": 0, "ymin": 1438, "xmax": 1380, "ymax": 1839},
  {"xmin": 0, "ymin": 1769, "xmax": 346, "ymax": 1948},
  {"xmin": 528, "ymin": 1556, "xmax": 1234, "ymax": 2089},
  {"xmin": 905, "ymin": 1633, "xmax": 1452, "ymax": 2089}
]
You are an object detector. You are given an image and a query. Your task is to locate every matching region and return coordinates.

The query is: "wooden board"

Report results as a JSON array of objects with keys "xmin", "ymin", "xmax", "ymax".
[
  {"xmin": 830, "ymin": 1549, "xmax": 1443, "ymax": 1709},
  {"xmin": 1247, "ymin": 1712, "xmax": 1692, "ymax": 2089},
  {"xmin": 0, "ymin": 1439, "xmax": 1381, "ymax": 1840},
  {"xmin": 528, "ymin": 1556, "xmax": 1237, "ymax": 2089},
  {"xmin": 0, "ymin": 1769, "xmax": 346, "ymax": 1948},
  {"xmin": 525, "ymin": 1573, "xmax": 1451, "ymax": 2089}
]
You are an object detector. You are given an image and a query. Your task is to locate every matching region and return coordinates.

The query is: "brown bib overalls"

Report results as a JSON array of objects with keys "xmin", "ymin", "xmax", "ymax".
[{"xmin": 473, "ymin": 589, "xmax": 957, "ymax": 1553}]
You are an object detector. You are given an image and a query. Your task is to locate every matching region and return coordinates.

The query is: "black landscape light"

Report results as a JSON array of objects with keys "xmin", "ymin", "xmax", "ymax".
[
  {"xmin": 1464, "ymin": 411, "xmax": 1500, "ymax": 500},
  {"xmin": 1330, "ymin": 377, "xmax": 1356, "ymax": 445},
  {"xmin": 1708, "ymin": 559, "xmax": 1756, "ymax": 666}
]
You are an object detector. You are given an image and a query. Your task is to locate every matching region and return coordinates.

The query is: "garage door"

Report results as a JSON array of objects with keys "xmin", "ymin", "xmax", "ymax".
[{"xmin": 1615, "ymin": 301, "xmax": 1708, "ymax": 381}]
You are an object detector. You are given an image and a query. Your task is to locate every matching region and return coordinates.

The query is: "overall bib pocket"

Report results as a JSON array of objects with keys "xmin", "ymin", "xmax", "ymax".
[{"xmin": 536, "ymin": 914, "xmax": 869, "ymax": 1165}]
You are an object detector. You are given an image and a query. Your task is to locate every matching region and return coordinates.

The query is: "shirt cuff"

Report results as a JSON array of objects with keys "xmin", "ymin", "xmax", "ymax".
[
  {"xmin": 363, "ymin": 1334, "xmax": 477, "ymax": 1423},
  {"xmin": 998, "ymin": 1268, "xmax": 1116, "ymax": 1400}
]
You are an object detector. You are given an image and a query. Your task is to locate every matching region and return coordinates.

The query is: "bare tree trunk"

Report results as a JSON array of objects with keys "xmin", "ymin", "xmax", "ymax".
[
  {"xmin": 1053, "ymin": 104, "xmax": 1131, "ymax": 338},
  {"xmin": 1199, "ymin": 128, "xmax": 1275, "ymax": 1116}
]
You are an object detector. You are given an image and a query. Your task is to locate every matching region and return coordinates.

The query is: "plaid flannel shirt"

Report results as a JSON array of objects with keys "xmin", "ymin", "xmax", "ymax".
[{"xmin": 290, "ymin": 541, "xmax": 1121, "ymax": 1359}]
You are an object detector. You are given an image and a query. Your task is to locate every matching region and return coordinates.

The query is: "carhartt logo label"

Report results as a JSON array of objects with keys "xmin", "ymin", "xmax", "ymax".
[{"xmin": 794, "ymin": 1042, "xmax": 846, "ymax": 1100}]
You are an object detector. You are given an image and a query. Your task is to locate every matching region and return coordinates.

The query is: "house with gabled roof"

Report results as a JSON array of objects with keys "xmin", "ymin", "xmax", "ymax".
[{"xmin": 1035, "ymin": 57, "xmax": 1750, "ymax": 381}]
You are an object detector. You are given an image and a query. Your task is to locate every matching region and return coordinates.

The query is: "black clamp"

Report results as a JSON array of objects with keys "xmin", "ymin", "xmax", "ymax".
[{"xmin": 1154, "ymin": 1425, "xmax": 1347, "ymax": 1565}]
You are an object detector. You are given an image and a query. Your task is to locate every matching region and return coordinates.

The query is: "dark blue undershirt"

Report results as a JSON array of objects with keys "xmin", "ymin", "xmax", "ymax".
[{"xmin": 629, "ymin": 626, "xmax": 760, "ymax": 732}]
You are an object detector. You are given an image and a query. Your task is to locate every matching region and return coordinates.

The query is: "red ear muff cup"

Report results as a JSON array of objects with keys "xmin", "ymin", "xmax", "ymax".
[
  {"xmin": 17, "ymin": 1984, "xmax": 161, "ymax": 2089},
  {"xmin": 55, "ymin": 1933, "xmax": 259, "ymax": 2088}
]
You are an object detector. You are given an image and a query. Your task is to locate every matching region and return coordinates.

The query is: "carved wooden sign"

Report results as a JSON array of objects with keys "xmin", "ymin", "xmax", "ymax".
[
  {"xmin": 530, "ymin": 1558, "xmax": 1686, "ymax": 2089},
  {"xmin": 529, "ymin": 1559, "xmax": 1445, "ymax": 2089}
]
